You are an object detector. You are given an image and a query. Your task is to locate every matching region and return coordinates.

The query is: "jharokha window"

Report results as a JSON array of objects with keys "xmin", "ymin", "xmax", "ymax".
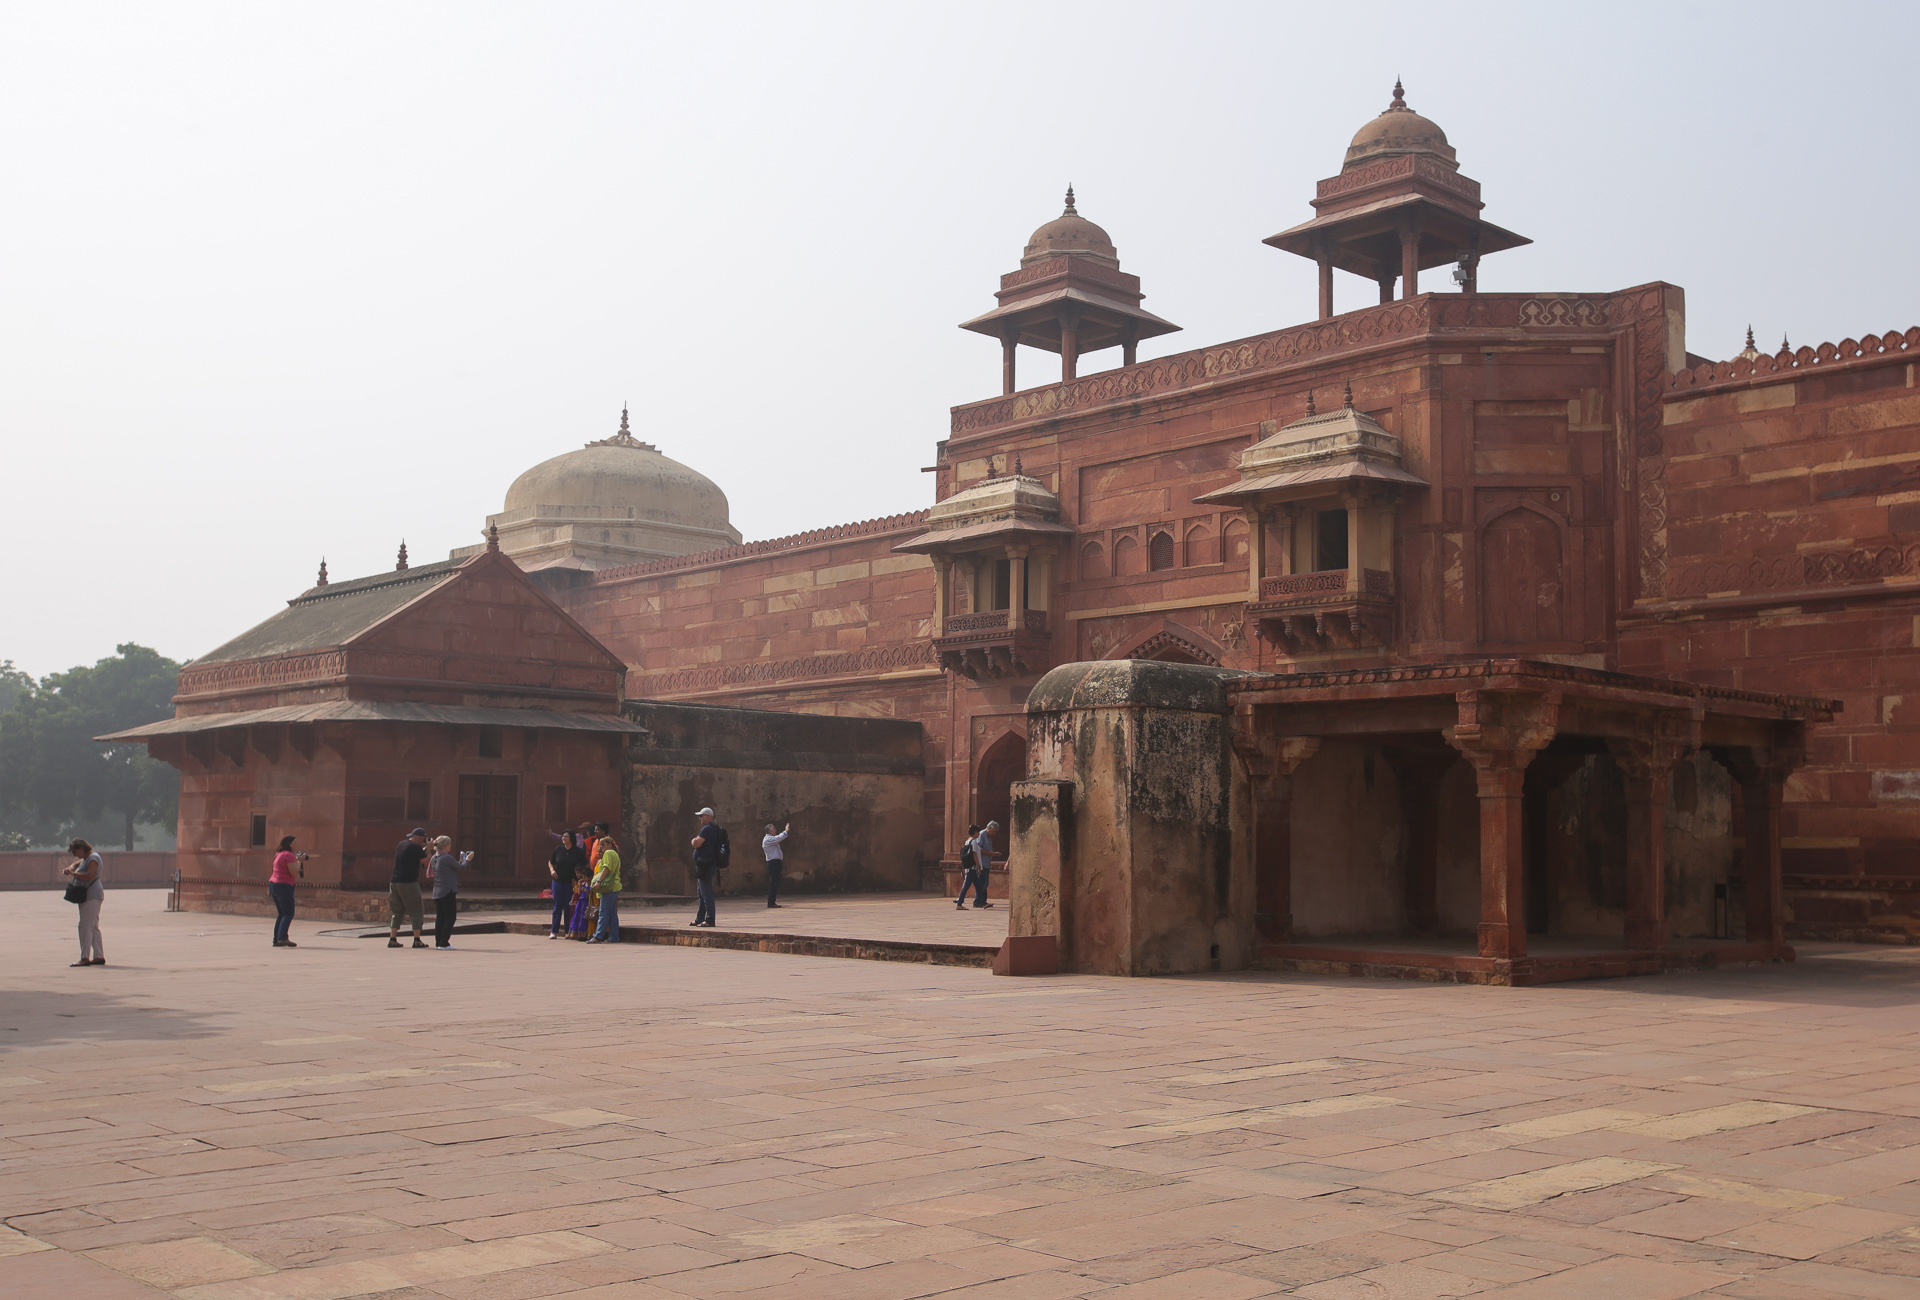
[{"xmin": 1148, "ymin": 530, "xmax": 1176, "ymax": 571}]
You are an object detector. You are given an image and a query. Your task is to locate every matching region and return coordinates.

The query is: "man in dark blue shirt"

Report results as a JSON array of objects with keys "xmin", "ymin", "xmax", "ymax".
[{"xmin": 388, "ymin": 828, "xmax": 430, "ymax": 948}]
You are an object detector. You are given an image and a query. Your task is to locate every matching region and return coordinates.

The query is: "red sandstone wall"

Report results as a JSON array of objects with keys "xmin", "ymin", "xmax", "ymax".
[
  {"xmin": 1623, "ymin": 350, "xmax": 1920, "ymax": 939},
  {"xmin": 553, "ymin": 520, "xmax": 950, "ymax": 865}
]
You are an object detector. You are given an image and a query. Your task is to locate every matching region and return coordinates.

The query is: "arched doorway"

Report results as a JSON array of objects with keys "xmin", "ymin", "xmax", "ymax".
[{"xmin": 974, "ymin": 730, "xmax": 1027, "ymax": 851}]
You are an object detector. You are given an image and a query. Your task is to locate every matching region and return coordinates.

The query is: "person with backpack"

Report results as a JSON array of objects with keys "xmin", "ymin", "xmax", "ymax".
[
  {"xmin": 689, "ymin": 807, "xmax": 728, "ymax": 927},
  {"xmin": 954, "ymin": 824, "xmax": 981, "ymax": 911}
]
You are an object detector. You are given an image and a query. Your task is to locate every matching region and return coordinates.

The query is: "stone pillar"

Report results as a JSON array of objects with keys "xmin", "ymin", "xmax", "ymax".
[
  {"xmin": 1013, "ymin": 661, "xmax": 1247, "ymax": 976},
  {"xmin": 1000, "ymin": 335, "xmax": 1017, "ymax": 396},
  {"xmin": 931, "ymin": 555, "xmax": 951, "ymax": 637},
  {"xmin": 1008, "ymin": 778, "xmax": 1072, "ymax": 968},
  {"xmin": 1344, "ymin": 491, "xmax": 1364, "ymax": 596},
  {"xmin": 1317, "ymin": 253, "xmax": 1334, "ymax": 320},
  {"xmin": 1399, "ymin": 222, "xmax": 1420, "ymax": 299},
  {"xmin": 1610, "ymin": 737, "xmax": 1687, "ymax": 951},
  {"xmin": 1059, "ymin": 307, "xmax": 1081, "ymax": 382},
  {"xmin": 1244, "ymin": 506, "xmax": 1265, "ymax": 603},
  {"xmin": 1448, "ymin": 690, "xmax": 1556, "ymax": 961},
  {"xmin": 1241, "ymin": 733, "xmax": 1318, "ymax": 942},
  {"xmin": 1377, "ymin": 274, "xmax": 1395, "ymax": 305},
  {"xmin": 1007, "ymin": 545, "xmax": 1029, "ymax": 616},
  {"xmin": 1718, "ymin": 746, "xmax": 1793, "ymax": 949},
  {"xmin": 1121, "ymin": 322, "xmax": 1139, "ymax": 367},
  {"xmin": 1741, "ymin": 764, "xmax": 1787, "ymax": 947}
]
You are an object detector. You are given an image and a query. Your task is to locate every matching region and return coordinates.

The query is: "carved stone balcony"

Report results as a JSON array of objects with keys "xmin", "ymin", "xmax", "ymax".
[
  {"xmin": 1247, "ymin": 569, "xmax": 1394, "ymax": 651},
  {"xmin": 935, "ymin": 609, "xmax": 1052, "ymax": 679}
]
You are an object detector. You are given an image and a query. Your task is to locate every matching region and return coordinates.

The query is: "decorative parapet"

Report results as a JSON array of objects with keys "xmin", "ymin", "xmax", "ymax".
[
  {"xmin": 942, "ymin": 610, "xmax": 1049, "ymax": 636},
  {"xmin": 1668, "ymin": 328, "xmax": 1920, "ymax": 394},
  {"xmin": 1223, "ymin": 657, "xmax": 1839, "ymax": 718},
  {"xmin": 176, "ymin": 651, "xmax": 346, "ymax": 701},
  {"xmin": 949, "ymin": 289, "xmax": 1668, "ymax": 437},
  {"xmin": 1668, "ymin": 544, "xmax": 1920, "ymax": 602},
  {"xmin": 591, "ymin": 511, "xmax": 929, "ymax": 586},
  {"xmin": 630, "ymin": 641, "xmax": 938, "ymax": 698}
]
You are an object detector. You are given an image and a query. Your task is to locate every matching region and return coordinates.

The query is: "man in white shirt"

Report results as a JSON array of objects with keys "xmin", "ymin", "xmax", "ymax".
[{"xmin": 762, "ymin": 822, "xmax": 791, "ymax": 908}]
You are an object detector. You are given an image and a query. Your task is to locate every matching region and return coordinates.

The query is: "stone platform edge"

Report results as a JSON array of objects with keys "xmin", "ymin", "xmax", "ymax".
[
  {"xmin": 501, "ymin": 919, "xmax": 998, "ymax": 968},
  {"xmin": 1260, "ymin": 940, "xmax": 1791, "ymax": 987}
]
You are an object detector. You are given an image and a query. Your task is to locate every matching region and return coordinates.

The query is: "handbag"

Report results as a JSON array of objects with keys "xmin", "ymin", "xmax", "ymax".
[{"xmin": 64, "ymin": 882, "xmax": 89, "ymax": 904}]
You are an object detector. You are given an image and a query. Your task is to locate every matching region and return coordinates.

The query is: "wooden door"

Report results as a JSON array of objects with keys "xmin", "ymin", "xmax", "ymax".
[
  {"xmin": 457, "ymin": 775, "xmax": 519, "ymax": 878},
  {"xmin": 1480, "ymin": 509, "xmax": 1566, "ymax": 645}
]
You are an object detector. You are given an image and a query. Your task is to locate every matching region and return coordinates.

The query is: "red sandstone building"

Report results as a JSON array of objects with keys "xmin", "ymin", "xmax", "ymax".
[{"xmin": 126, "ymin": 86, "xmax": 1920, "ymax": 950}]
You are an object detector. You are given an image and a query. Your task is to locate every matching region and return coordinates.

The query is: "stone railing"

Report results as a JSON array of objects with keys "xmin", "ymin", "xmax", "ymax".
[
  {"xmin": 940, "ymin": 609, "xmax": 1050, "ymax": 636},
  {"xmin": 1259, "ymin": 570, "xmax": 1391, "ymax": 599}
]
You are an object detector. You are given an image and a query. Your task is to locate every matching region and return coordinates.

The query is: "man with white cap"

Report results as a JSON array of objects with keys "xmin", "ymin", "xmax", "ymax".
[{"xmin": 689, "ymin": 808, "xmax": 729, "ymax": 927}]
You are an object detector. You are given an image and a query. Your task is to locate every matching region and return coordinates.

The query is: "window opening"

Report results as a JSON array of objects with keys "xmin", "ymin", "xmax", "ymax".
[{"xmin": 1315, "ymin": 509, "xmax": 1349, "ymax": 571}]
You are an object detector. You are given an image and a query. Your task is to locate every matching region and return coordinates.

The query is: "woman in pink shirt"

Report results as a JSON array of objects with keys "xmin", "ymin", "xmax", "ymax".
[{"xmin": 269, "ymin": 835, "xmax": 303, "ymax": 948}]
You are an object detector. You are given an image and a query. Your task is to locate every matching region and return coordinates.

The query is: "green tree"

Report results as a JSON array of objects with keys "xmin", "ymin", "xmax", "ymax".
[{"xmin": 0, "ymin": 645, "xmax": 181, "ymax": 850}]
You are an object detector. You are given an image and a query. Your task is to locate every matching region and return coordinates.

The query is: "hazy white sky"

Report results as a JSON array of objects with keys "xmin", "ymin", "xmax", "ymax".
[{"xmin": 4, "ymin": 1, "xmax": 1916, "ymax": 677}]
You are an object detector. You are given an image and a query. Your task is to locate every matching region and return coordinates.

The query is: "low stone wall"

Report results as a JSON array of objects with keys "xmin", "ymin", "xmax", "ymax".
[
  {"xmin": 0, "ymin": 850, "xmax": 176, "ymax": 891},
  {"xmin": 623, "ymin": 700, "xmax": 926, "ymax": 899}
]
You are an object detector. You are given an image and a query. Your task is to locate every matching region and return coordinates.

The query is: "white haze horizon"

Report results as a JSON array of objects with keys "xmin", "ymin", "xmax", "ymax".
[{"xmin": 3, "ymin": 1, "xmax": 1916, "ymax": 677}]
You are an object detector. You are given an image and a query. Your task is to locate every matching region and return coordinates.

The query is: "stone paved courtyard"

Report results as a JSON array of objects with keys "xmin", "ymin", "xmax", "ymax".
[{"xmin": 4, "ymin": 894, "xmax": 1920, "ymax": 1300}]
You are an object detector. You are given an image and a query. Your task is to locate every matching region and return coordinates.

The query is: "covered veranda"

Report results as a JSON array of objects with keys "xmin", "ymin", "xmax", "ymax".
[{"xmin": 1229, "ymin": 659, "xmax": 1837, "ymax": 986}]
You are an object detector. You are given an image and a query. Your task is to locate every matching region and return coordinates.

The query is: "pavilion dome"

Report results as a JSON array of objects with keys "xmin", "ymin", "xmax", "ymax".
[
  {"xmin": 1021, "ymin": 187, "xmax": 1119, "ymax": 267},
  {"xmin": 502, "ymin": 409, "xmax": 733, "ymax": 535},
  {"xmin": 1342, "ymin": 80, "xmax": 1458, "ymax": 172}
]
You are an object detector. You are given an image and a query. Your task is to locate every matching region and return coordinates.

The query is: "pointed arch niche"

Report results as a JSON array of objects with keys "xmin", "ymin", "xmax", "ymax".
[
  {"xmin": 1478, "ymin": 505, "xmax": 1567, "ymax": 646},
  {"xmin": 973, "ymin": 728, "xmax": 1028, "ymax": 850}
]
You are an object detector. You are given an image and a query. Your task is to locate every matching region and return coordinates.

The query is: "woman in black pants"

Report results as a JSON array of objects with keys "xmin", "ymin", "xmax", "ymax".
[
  {"xmin": 429, "ymin": 836, "xmax": 467, "ymax": 949},
  {"xmin": 547, "ymin": 831, "xmax": 586, "ymax": 939}
]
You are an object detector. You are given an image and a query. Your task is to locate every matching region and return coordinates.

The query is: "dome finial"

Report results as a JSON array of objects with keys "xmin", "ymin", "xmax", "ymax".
[
  {"xmin": 486, "ymin": 522, "xmax": 500, "ymax": 553},
  {"xmin": 1390, "ymin": 78, "xmax": 1406, "ymax": 110},
  {"xmin": 316, "ymin": 557, "xmax": 328, "ymax": 587},
  {"xmin": 619, "ymin": 403, "xmax": 630, "ymax": 437},
  {"xmin": 396, "ymin": 540, "xmax": 409, "ymax": 571},
  {"xmin": 1063, "ymin": 184, "xmax": 1077, "ymax": 216},
  {"xmin": 1306, "ymin": 389, "xmax": 1316, "ymax": 416},
  {"xmin": 1343, "ymin": 380, "xmax": 1354, "ymax": 409}
]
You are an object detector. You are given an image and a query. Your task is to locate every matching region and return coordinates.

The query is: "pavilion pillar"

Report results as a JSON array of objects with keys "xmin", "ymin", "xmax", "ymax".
[
  {"xmin": 1610, "ymin": 737, "xmax": 1687, "ymax": 951},
  {"xmin": 1740, "ymin": 763, "xmax": 1787, "ymax": 947},
  {"xmin": 1121, "ymin": 322, "xmax": 1139, "ymax": 367},
  {"xmin": 1377, "ymin": 274, "xmax": 1395, "ymax": 305},
  {"xmin": 1315, "ymin": 240, "xmax": 1334, "ymax": 320},
  {"xmin": 1399, "ymin": 221, "xmax": 1421, "ymax": 299},
  {"xmin": 1343, "ymin": 491, "xmax": 1364, "ymax": 596},
  {"xmin": 1718, "ymin": 746, "xmax": 1794, "ymax": 949},
  {"xmin": 1059, "ymin": 307, "xmax": 1081, "ymax": 382},
  {"xmin": 1006, "ymin": 545, "xmax": 1029, "ymax": 616},
  {"xmin": 931, "ymin": 555, "xmax": 951, "ymax": 637},
  {"xmin": 1239, "ymin": 722, "xmax": 1318, "ymax": 943},
  {"xmin": 1244, "ymin": 506, "xmax": 1266, "ymax": 603},
  {"xmin": 999, "ymin": 325, "xmax": 1018, "ymax": 396},
  {"xmin": 1448, "ymin": 690, "xmax": 1556, "ymax": 961}
]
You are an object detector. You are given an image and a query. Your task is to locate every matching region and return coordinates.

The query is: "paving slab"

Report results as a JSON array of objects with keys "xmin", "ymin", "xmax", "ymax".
[{"xmin": 4, "ymin": 893, "xmax": 1920, "ymax": 1300}]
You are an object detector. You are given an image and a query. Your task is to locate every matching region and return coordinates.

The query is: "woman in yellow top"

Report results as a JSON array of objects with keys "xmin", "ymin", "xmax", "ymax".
[{"xmin": 587, "ymin": 835, "xmax": 622, "ymax": 944}]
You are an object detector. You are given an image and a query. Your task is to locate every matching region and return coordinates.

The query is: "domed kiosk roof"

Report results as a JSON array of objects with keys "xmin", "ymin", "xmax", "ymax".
[
  {"xmin": 503, "ymin": 408, "xmax": 733, "ymax": 534},
  {"xmin": 1342, "ymin": 79, "xmax": 1458, "ymax": 172},
  {"xmin": 1021, "ymin": 187, "xmax": 1119, "ymax": 266}
]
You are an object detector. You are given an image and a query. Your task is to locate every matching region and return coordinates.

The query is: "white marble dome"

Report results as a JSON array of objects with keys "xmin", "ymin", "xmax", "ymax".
[{"xmin": 458, "ymin": 409, "xmax": 742, "ymax": 573}]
